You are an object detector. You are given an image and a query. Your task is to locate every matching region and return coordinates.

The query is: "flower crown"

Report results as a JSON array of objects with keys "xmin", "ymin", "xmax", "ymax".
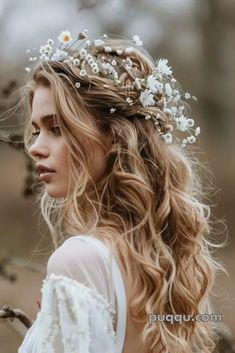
[{"xmin": 25, "ymin": 29, "xmax": 200, "ymax": 148}]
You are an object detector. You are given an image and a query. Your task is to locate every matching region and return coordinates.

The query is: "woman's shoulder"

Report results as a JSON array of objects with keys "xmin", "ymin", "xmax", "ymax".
[{"xmin": 47, "ymin": 234, "xmax": 112, "ymax": 277}]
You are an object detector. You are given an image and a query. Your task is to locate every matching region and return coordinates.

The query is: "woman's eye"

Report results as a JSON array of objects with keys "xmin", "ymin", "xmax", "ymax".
[
  {"xmin": 50, "ymin": 126, "xmax": 61, "ymax": 135},
  {"xmin": 31, "ymin": 126, "xmax": 61, "ymax": 137}
]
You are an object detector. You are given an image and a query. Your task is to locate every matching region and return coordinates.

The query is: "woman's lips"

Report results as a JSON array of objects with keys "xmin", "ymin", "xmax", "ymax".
[{"xmin": 39, "ymin": 171, "xmax": 55, "ymax": 181}]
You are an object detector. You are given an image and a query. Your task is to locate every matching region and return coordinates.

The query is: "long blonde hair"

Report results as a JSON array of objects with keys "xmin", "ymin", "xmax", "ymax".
[{"xmin": 23, "ymin": 36, "xmax": 226, "ymax": 353}]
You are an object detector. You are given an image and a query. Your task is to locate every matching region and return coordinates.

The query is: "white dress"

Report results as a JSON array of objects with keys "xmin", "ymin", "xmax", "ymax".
[{"xmin": 18, "ymin": 235, "xmax": 127, "ymax": 353}]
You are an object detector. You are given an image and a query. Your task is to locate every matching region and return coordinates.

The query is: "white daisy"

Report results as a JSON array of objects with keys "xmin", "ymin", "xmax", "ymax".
[
  {"xmin": 176, "ymin": 115, "xmax": 188, "ymax": 131},
  {"xmin": 147, "ymin": 75, "xmax": 163, "ymax": 93},
  {"xmin": 156, "ymin": 58, "xmax": 172, "ymax": 76},
  {"xmin": 133, "ymin": 35, "xmax": 143, "ymax": 46},
  {"xmin": 139, "ymin": 89, "xmax": 155, "ymax": 107},
  {"xmin": 57, "ymin": 30, "xmax": 73, "ymax": 44}
]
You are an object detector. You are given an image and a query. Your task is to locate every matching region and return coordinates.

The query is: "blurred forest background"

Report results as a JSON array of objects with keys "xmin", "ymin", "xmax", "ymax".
[{"xmin": 0, "ymin": 0, "xmax": 234, "ymax": 352}]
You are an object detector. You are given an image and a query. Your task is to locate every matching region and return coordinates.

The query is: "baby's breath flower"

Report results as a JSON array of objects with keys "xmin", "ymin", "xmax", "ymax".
[
  {"xmin": 192, "ymin": 95, "xmax": 197, "ymax": 101},
  {"xmin": 195, "ymin": 127, "xmax": 200, "ymax": 136},
  {"xmin": 94, "ymin": 39, "xmax": 105, "ymax": 47},
  {"xmin": 163, "ymin": 108, "xmax": 172, "ymax": 115},
  {"xmin": 25, "ymin": 67, "xmax": 31, "ymax": 72},
  {"xmin": 133, "ymin": 35, "xmax": 143, "ymax": 46},
  {"xmin": 73, "ymin": 58, "xmax": 80, "ymax": 66},
  {"xmin": 58, "ymin": 30, "xmax": 73, "ymax": 44},
  {"xmin": 165, "ymin": 83, "xmax": 172, "ymax": 97},
  {"xmin": 104, "ymin": 46, "xmax": 112, "ymax": 53},
  {"xmin": 44, "ymin": 44, "xmax": 53, "ymax": 55},
  {"xmin": 187, "ymin": 119, "xmax": 194, "ymax": 128},
  {"xmin": 111, "ymin": 59, "xmax": 117, "ymax": 66},
  {"xmin": 75, "ymin": 82, "xmax": 81, "ymax": 88},
  {"xmin": 85, "ymin": 54, "xmax": 93, "ymax": 61},
  {"xmin": 51, "ymin": 49, "xmax": 68, "ymax": 61},
  {"xmin": 39, "ymin": 46, "xmax": 46, "ymax": 54},
  {"xmin": 80, "ymin": 69, "xmax": 87, "ymax": 76},
  {"xmin": 116, "ymin": 49, "xmax": 123, "ymax": 55},
  {"xmin": 110, "ymin": 108, "xmax": 116, "ymax": 113},
  {"xmin": 92, "ymin": 66, "xmax": 99, "ymax": 74},
  {"xmin": 139, "ymin": 89, "xmax": 155, "ymax": 107},
  {"xmin": 126, "ymin": 97, "xmax": 134, "ymax": 105},
  {"xmin": 88, "ymin": 58, "xmax": 95, "ymax": 66},
  {"xmin": 47, "ymin": 39, "xmax": 54, "ymax": 46},
  {"xmin": 161, "ymin": 132, "xmax": 172, "ymax": 144},
  {"xmin": 125, "ymin": 47, "xmax": 134, "ymax": 55},
  {"xmin": 79, "ymin": 48, "xmax": 87, "ymax": 58},
  {"xmin": 185, "ymin": 92, "xmax": 191, "ymax": 99},
  {"xmin": 187, "ymin": 135, "xmax": 196, "ymax": 143}
]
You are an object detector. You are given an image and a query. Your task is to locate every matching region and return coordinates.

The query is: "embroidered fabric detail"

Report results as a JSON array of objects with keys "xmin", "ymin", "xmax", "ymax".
[{"xmin": 19, "ymin": 273, "xmax": 117, "ymax": 353}]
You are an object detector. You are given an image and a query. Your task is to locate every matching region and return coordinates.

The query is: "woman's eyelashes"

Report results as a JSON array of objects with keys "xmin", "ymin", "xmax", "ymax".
[{"xmin": 32, "ymin": 126, "xmax": 61, "ymax": 137}]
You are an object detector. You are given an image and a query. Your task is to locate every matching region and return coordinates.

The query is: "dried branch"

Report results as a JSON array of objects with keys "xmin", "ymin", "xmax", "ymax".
[
  {"xmin": 0, "ymin": 255, "xmax": 45, "ymax": 282},
  {"xmin": 0, "ymin": 305, "xmax": 32, "ymax": 329},
  {"xmin": 0, "ymin": 132, "xmax": 37, "ymax": 197}
]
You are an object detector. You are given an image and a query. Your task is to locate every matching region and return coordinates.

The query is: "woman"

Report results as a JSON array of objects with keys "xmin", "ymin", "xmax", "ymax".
[{"xmin": 18, "ymin": 30, "xmax": 224, "ymax": 353}]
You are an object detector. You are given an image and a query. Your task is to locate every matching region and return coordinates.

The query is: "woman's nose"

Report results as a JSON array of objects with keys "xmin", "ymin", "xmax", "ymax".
[{"xmin": 29, "ymin": 140, "xmax": 50, "ymax": 159}]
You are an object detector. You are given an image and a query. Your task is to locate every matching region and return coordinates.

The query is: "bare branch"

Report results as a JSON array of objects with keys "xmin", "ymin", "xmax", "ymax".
[{"xmin": 0, "ymin": 305, "xmax": 32, "ymax": 329}]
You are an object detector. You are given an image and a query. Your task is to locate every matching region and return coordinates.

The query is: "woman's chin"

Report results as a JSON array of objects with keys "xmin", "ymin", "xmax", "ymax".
[{"xmin": 46, "ymin": 186, "xmax": 67, "ymax": 198}]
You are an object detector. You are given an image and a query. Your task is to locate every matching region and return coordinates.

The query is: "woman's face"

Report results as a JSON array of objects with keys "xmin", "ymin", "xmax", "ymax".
[{"xmin": 29, "ymin": 85, "xmax": 112, "ymax": 198}]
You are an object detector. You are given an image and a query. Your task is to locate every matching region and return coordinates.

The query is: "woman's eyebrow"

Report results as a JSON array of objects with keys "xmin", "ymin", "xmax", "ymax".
[{"xmin": 31, "ymin": 114, "xmax": 57, "ymax": 127}]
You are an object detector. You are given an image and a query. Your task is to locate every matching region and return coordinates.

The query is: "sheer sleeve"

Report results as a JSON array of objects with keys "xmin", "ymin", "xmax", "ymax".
[{"xmin": 18, "ymin": 236, "xmax": 118, "ymax": 353}]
